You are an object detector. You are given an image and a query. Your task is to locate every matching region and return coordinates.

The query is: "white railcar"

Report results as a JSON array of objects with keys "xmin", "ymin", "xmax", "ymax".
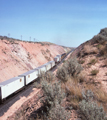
[
  {"xmin": 0, "ymin": 76, "xmax": 24, "ymax": 100},
  {"xmin": 38, "ymin": 65, "xmax": 47, "ymax": 73},
  {"xmin": 0, "ymin": 53, "xmax": 64, "ymax": 102},
  {"xmin": 44, "ymin": 62, "xmax": 52, "ymax": 71},
  {"xmin": 54, "ymin": 55, "xmax": 61, "ymax": 62},
  {"xmin": 56, "ymin": 55, "xmax": 61, "ymax": 62},
  {"xmin": 54, "ymin": 56, "xmax": 58, "ymax": 62},
  {"xmin": 19, "ymin": 69, "xmax": 39, "ymax": 85},
  {"xmin": 50, "ymin": 61, "xmax": 55, "ymax": 67}
]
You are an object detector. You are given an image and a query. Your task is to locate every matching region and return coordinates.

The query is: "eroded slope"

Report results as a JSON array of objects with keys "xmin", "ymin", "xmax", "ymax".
[{"xmin": 0, "ymin": 38, "xmax": 68, "ymax": 82}]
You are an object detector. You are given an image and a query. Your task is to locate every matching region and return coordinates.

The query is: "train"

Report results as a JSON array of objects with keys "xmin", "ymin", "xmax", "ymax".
[{"xmin": 0, "ymin": 52, "xmax": 67, "ymax": 102}]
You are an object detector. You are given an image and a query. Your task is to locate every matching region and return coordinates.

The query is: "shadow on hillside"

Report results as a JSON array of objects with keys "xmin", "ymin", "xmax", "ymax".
[{"xmin": 28, "ymin": 106, "xmax": 47, "ymax": 120}]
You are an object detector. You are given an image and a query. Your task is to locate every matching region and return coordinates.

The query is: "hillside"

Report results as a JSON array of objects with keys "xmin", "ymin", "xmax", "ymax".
[
  {"xmin": 0, "ymin": 36, "xmax": 71, "ymax": 82},
  {"xmin": 3, "ymin": 28, "xmax": 107, "ymax": 120},
  {"xmin": 70, "ymin": 28, "xmax": 107, "ymax": 114},
  {"xmin": 72, "ymin": 28, "xmax": 107, "ymax": 90}
]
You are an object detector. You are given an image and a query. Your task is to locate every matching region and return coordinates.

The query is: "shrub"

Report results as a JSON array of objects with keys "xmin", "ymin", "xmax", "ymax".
[
  {"xmin": 47, "ymin": 100, "xmax": 70, "ymax": 120},
  {"xmin": 78, "ymin": 59, "xmax": 85, "ymax": 64},
  {"xmin": 88, "ymin": 59, "xmax": 97, "ymax": 65},
  {"xmin": 40, "ymin": 79, "xmax": 71, "ymax": 119},
  {"xmin": 100, "ymin": 46, "xmax": 107, "ymax": 56},
  {"xmin": 97, "ymin": 44, "xmax": 103, "ymax": 50},
  {"xmin": 56, "ymin": 58, "xmax": 83, "ymax": 82},
  {"xmin": 38, "ymin": 71, "xmax": 71, "ymax": 119},
  {"xmin": 91, "ymin": 34, "xmax": 107, "ymax": 44},
  {"xmin": 65, "ymin": 58, "xmax": 83, "ymax": 77},
  {"xmin": 79, "ymin": 90, "xmax": 107, "ymax": 120},
  {"xmin": 33, "ymin": 81, "xmax": 41, "ymax": 89},
  {"xmin": 91, "ymin": 69, "xmax": 99, "ymax": 76},
  {"xmin": 79, "ymin": 100, "xmax": 107, "ymax": 120},
  {"xmin": 78, "ymin": 71, "xmax": 87, "ymax": 83},
  {"xmin": 82, "ymin": 90, "xmax": 94, "ymax": 102},
  {"xmin": 99, "ymin": 28, "xmax": 107, "ymax": 37},
  {"xmin": 38, "ymin": 71, "xmax": 55, "ymax": 83},
  {"xmin": 41, "ymin": 80, "xmax": 65, "ymax": 107},
  {"xmin": 56, "ymin": 66, "xmax": 69, "ymax": 83}
]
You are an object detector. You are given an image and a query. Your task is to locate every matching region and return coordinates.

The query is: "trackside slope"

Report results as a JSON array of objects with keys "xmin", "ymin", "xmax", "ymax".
[{"xmin": 0, "ymin": 37, "xmax": 69, "ymax": 82}]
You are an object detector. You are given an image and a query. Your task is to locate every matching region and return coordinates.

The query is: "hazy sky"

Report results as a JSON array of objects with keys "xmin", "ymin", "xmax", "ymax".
[{"xmin": 0, "ymin": 0, "xmax": 107, "ymax": 47}]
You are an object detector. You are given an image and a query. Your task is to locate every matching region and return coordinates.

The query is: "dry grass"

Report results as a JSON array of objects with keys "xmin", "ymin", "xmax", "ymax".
[
  {"xmin": 84, "ymin": 82, "xmax": 107, "ymax": 103},
  {"xmin": 84, "ymin": 83, "xmax": 96, "ymax": 91},
  {"xmin": 64, "ymin": 77, "xmax": 83, "ymax": 109},
  {"xmin": 83, "ymin": 45, "xmax": 98, "ymax": 55},
  {"xmin": 77, "ymin": 71, "xmax": 87, "ymax": 83},
  {"xmin": 94, "ymin": 87, "xmax": 107, "ymax": 103}
]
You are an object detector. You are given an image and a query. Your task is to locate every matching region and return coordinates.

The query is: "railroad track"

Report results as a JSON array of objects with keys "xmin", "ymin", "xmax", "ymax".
[{"xmin": 0, "ymin": 50, "xmax": 73, "ymax": 118}]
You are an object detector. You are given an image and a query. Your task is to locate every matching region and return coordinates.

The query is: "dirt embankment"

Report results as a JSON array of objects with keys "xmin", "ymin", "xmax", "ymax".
[{"xmin": 0, "ymin": 38, "xmax": 67, "ymax": 82}]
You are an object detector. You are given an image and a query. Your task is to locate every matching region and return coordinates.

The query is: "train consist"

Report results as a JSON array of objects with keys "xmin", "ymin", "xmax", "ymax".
[{"xmin": 0, "ymin": 52, "xmax": 67, "ymax": 102}]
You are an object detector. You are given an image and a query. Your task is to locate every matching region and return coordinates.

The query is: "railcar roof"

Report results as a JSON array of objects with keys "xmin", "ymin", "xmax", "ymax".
[
  {"xmin": 19, "ymin": 69, "xmax": 38, "ymax": 76},
  {"xmin": 0, "ymin": 77, "xmax": 23, "ymax": 86}
]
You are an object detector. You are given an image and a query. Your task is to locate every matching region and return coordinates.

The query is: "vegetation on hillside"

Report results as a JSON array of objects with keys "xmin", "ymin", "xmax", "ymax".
[
  {"xmin": 33, "ymin": 57, "xmax": 107, "ymax": 119},
  {"xmin": 34, "ymin": 28, "xmax": 107, "ymax": 119},
  {"xmin": 7, "ymin": 28, "xmax": 107, "ymax": 120}
]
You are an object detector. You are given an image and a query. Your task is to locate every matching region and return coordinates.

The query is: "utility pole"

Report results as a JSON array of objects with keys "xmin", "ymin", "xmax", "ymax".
[
  {"xmin": 30, "ymin": 37, "xmax": 31, "ymax": 41},
  {"xmin": 8, "ymin": 33, "xmax": 10, "ymax": 37},
  {"xmin": 21, "ymin": 35, "xmax": 22, "ymax": 40}
]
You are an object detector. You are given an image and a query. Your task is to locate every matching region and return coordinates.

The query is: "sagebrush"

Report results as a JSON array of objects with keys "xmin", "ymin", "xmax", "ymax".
[
  {"xmin": 38, "ymin": 72, "xmax": 71, "ymax": 120},
  {"xmin": 79, "ymin": 90, "xmax": 107, "ymax": 120}
]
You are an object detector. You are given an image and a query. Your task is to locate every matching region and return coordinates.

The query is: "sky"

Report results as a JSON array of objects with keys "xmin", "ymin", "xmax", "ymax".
[{"xmin": 0, "ymin": 0, "xmax": 107, "ymax": 47}]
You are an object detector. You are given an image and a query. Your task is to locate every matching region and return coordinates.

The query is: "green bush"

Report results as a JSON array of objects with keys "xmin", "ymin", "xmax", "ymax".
[
  {"xmin": 79, "ymin": 100, "xmax": 107, "ymax": 120},
  {"xmin": 88, "ymin": 59, "xmax": 97, "ymax": 65},
  {"xmin": 39, "ymin": 78, "xmax": 71, "ymax": 119},
  {"xmin": 91, "ymin": 34, "xmax": 107, "ymax": 44},
  {"xmin": 79, "ymin": 90, "xmax": 107, "ymax": 120},
  {"xmin": 78, "ymin": 59, "xmax": 85, "ymax": 64},
  {"xmin": 56, "ymin": 58, "xmax": 83, "ymax": 82},
  {"xmin": 41, "ymin": 80, "xmax": 65, "ymax": 108},
  {"xmin": 99, "ymin": 28, "xmax": 107, "ymax": 37},
  {"xmin": 66, "ymin": 58, "xmax": 83, "ymax": 77},
  {"xmin": 100, "ymin": 46, "xmax": 107, "ymax": 56},
  {"xmin": 47, "ymin": 100, "xmax": 70, "ymax": 120},
  {"xmin": 91, "ymin": 69, "xmax": 99, "ymax": 76},
  {"xmin": 56, "ymin": 66, "xmax": 69, "ymax": 83},
  {"xmin": 37, "ymin": 70, "xmax": 71, "ymax": 119},
  {"xmin": 38, "ymin": 71, "xmax": 55, "ymax": 83}
]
